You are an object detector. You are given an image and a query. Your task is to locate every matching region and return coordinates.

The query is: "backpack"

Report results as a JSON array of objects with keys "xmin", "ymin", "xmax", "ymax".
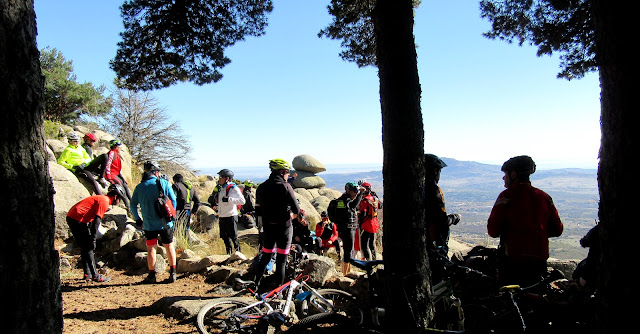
[
  {"xmin": 184, "ymin": 180, "xmax": 192, "ymax": 205},
  {"xmin": 155, "ymin": 178, "xmax": 176, "ymax": 222}
]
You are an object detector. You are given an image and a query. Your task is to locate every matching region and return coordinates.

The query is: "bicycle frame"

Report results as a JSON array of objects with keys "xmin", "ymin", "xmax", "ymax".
[{"xmin": 226, "ymin": 274, "xmax": 342, "ymax": 326}]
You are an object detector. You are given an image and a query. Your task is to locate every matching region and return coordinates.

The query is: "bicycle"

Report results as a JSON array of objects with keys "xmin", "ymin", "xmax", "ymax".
[{"xmin": 195, "ymin": 254, "xmax": 361, "ymax": 334}]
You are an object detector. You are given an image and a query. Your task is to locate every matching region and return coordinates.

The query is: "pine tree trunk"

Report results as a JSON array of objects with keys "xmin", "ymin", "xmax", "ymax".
[
  {"xmin": 591, "ymin": 1, "xmax": 638, "ymax": 333},
  {"xmin": 0, "ymin": 0, "xmax": 63, "ymax": 332},
  {"xmin": 373, "ymin": 0, "xmax": 432, "ymax": 332}
]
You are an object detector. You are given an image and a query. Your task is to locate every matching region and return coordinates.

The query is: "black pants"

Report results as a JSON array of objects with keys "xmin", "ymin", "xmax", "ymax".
[
  {"xmin": 75, "ymin": 168, "xmax": 102, "ymax": 195},
  {"xmin": 66, "ymin": 217, "xmax": 98, "ymax": 278},
  {"xmin": 338, "ymin": 227, "xmax": 356, "ymax": 261},
  {"xmin": 361, "ymin": 231, "xmax": 377, "ymax": 260},
  {"xmin": 219, "ymin": 216, "xmax": 240, "ymax": 254}
]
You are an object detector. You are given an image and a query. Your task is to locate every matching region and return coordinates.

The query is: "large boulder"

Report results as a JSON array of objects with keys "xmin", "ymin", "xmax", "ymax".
[
  {"xmin": 291, "ymin": 170, "xmax": 326, "ymax": 189},
  {"xmin": 292, "ymin": 154, "xmax": 326, "ymax": 174}
]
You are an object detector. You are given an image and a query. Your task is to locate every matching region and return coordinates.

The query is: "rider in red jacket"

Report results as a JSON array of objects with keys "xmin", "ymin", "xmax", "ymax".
[{"xmin": 487, "ymin": 155, "xmax": 563, "ymax": 286}]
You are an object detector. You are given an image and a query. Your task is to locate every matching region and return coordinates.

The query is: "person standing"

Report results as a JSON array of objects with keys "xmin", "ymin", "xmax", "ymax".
[
  {"xmin": 487, "ymin": 155, "xmax": 564, "ymax": 286},
  {"xmin": 130, "ymin": 161, "xmax": 178, "ymax": 284},
  {"xmin": 103, "ymin": 139, "xmax": 132, "ymax": 206},
  {"xmin": 253, "ymin": 158, "xmax": 300, "ymax": 289},
  {"xmin": 58, "ymin": 132, "xmax": 103, "ymax": 195},
  {"xmin": 66, "ymin": 184, "xmax": 126, "ymax": 282},
  {"xmin": 358, "ymin": 182, "xmax": 379, "ymax": 261},
  {"xmin": 328, "ymin": 181, "xmax": 364, "ymax": 275},
  {"xmin": 171, "ymin": 173, "xmax": 200, "ymax": 231},
  {"xmin": 213, "ymin": 169, "xmax": 245, "ymax": 254}
]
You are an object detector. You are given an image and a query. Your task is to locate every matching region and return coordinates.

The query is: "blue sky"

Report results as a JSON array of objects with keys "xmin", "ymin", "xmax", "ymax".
[{"xmin": 34, "ymin": 0, "xmax": 601, "ymax": 172}]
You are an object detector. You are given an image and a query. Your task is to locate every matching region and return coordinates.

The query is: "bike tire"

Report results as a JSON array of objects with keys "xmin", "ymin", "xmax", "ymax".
[
  {"xmin": 302, "ymin": 289, "xmax": 364, "ymax": 325},
  {"xmin": 196, "ymin": 298, "xmax": 266, "ymax": 334},
  {"xmin": 286, "ymin": 312, "xmax": 362, "ymax": 333}
]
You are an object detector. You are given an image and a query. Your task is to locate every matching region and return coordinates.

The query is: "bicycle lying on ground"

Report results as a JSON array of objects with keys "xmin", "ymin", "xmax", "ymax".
[{"xmin": 195, "ymin": 247, "xmax": 361, "ymax": 334}]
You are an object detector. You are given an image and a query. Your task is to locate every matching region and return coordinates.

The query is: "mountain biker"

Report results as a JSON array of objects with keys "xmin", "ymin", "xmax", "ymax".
[
  {"xmin": 328, "ymin": 181, "xmax": 364, "ymax": 275},
  {"xmin": 315, "ymin": 210, "xmax": 341, "ymax": 259},
  {"xmin": 358, "ymin": 182, "xmax": 379, "ymax": 261},
  {"xmin": 102, "ymin": 139, "xmax": 132, "ymax": 207},
  {"xmin": 171, "ymin": 173, "xmax": 200, "ymax": 231},
  {"xmin": 292, "ymin": 209, "xmax": 314, "ymax": 252},
  {"xmin": 487, "ymin": 155, "xmax": 564, "ymax": 286},
  {"xmin": 58, "ymin": 132, "xmax": 103, "ymax": 195},
  {"xmin": 253, "ymin": 158, "xmax": 301, "ymax": 290},
  {"xmin": 82, "ymin": 132, "xmax": 98, "ymax": 159},
  {"xmin": 130, "ymin": 160, "xmax": 178, "ymax": 284},
  {"xmin": 424, "ymin": 154, "xmax": 460, "ymax": 254},
  {"xmin": 212, "ymin": 169, "xmax": 245, "ymax": 254},
  {"xmin": 66, "ymin": 184, "xmax": 126, "ymax": 283}
]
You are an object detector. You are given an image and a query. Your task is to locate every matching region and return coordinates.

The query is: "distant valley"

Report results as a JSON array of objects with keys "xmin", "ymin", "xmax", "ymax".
[{"xmin": 199, "ymin": 158, "xmax": 599, "ymax": 260}]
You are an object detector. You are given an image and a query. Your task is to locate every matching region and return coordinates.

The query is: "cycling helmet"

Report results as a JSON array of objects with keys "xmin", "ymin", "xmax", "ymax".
[
  {"xmin": 424, "ymin": 154, "xmax": 447, "ymax": 169},
  {"xmin": 109, "ymin": 139, "xmax": 123, "ymax": 148},
  {"xmin": 269, "ymin": 158, "xmax": 291, "ymax": 171},
  {"xmin": 107, "ymin": 184, "xmax": 126, "ymax": 201},
  {"xmin": 320, "ymin": 210, "xmax": 328, "ymax": 218},
  {"xmin": 361, "ymin": 182, "xmax": 372, "ymax": 188},
  {"xmin": 83, "ymin": 133, "xmax": 97, "ymax": 142},
  {"xmin": 143, "ymin": 160, "xmax": 162, "ymax": 172},
  {"xmin": 501, "ymin": 155, "xmax": 536, "ymax": 175},
  {"xmin": 345, "ymin": 181, "xmax": 359, "ymax": 192},
  {"xmin": 66, "ymin": 132, "xmax": 80, "ymax": 142},
  {"xmin": 218, "ymin": 169, "xmax": 234, "ymax": 178}
]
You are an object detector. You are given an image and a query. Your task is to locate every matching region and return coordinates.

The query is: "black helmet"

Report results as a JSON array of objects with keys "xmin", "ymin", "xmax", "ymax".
[
  {"xmin": 424, "ymin": 154, "xmax": 447, "ymax": 169},
  {"xmin": 107, "ymin": 184, "xmax": 126, "ymax": 201},
  {"xmin": 321, "ymin": 211, "xmax": 328, "ymax": 218},
  {"xmin": 144, "ymin": 160, "xmax": 162, "ymax": 172},
  {"xmin": 218, "ymin": 169, "xmax": 234, "ymax": 178},
  {"xmin": 501, "ymin": 155, "xmax": 536, "ymax": 175}
]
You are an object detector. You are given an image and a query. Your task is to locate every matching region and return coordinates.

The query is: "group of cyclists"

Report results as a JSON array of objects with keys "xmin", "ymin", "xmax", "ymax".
[{"xmin": 60, "ymin": 132, "xmax": 563, "ymax": 291}]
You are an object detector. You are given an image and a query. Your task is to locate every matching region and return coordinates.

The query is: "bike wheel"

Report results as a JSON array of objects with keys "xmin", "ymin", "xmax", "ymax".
[
  {"xmin": 287, "ymin": 312, "xmax": 361, "ymax": 333},
  {"xmin": 196, "ymin": 298, "xmax": 266, "ymax": 334},
  {"xmin": 303, "ymin": 289, "xmax": 364, "ymax": 325}
]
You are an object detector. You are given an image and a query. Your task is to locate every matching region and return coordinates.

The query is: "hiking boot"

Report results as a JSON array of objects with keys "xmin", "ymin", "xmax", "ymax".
[
  {"xmin": 164, "ymin": 272, "xmax": 177, "ymax": 284},
  {"xmin": 142, "ymin": 273, "xmax": 157, "ymax": 284},
  {"xmin": 92, "ymin": 274, "xmax": 111, "ymax": 283}
]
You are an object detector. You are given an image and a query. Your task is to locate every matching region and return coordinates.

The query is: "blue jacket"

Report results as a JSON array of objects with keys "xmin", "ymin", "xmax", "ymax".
[{"xmin": 130, "ymin": 173, "xmax": 177, "ymax": 231}]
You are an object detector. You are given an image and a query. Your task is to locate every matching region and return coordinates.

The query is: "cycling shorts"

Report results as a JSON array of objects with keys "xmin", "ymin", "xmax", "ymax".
[
  {"xmin": 144, "ymin": 228, "xmax": 173, "ymax": 246},
  {"xmin": 261, "ymin": 223, "xmax": 293, "ymax": 255}
]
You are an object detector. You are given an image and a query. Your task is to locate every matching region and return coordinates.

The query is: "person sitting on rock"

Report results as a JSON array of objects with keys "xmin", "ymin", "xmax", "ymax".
[
  {"xmin": 102, "ymin": 139, "xmax": 132, "ymax": 206},
  {"xmin": 66, "ymin": 184, "xmax": 127, "ymax": 283},
  {"xmin": 58, "ymin": 132, "xmax": 103, "ymax": 195},
  {"xmin": 315, "ymin": 211, "xmax": 341, "ymax": 259},
  {"xmin": 82, "ymin": 132, "xmax": 98, "ymax": 159},
  {"xmin": 292, "ymin": 209, "xmax": 314, "ymax": 252}
]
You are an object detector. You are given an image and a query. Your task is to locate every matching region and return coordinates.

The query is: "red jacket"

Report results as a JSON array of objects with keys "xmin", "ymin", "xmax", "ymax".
[
  {"xmin": 67, "ymin": 195, "xmax": 111, "ymax": 223},
  {"xmin": 359, "ymin": 194, "xmax": 379, "ymax": 233},
  {"xmin": 104, "ymin": 149, "xmax": 122, "ymax": 182},
  {"xmin": 487, "ymin": 182, "xmax": 563, "ymax": 261},
  {"xmin": 316, "ymin": 220, "xmax": 339, "ymax": 248}
]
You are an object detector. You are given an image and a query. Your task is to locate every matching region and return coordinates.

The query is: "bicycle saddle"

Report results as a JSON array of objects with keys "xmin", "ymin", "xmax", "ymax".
[{"xmin": 350, "ymin": 258, "xmax": 384, "ymax": 272}]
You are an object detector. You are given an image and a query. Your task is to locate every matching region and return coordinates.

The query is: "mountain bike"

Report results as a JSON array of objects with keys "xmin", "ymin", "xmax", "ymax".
[{"xmin": 195, "ymin": 247, "xmax": 361, "ymax": 334}]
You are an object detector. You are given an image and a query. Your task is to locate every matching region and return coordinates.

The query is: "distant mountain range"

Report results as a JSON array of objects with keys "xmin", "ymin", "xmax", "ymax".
[{"xmin": 198, "ymin": 158, "xmax": 598, "ymax": 260}]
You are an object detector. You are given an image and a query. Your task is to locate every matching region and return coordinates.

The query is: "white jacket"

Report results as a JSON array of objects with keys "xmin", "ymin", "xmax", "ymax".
[{"xmin": 217, "ymin": 183, "xmax": 246, "ymax": 218}]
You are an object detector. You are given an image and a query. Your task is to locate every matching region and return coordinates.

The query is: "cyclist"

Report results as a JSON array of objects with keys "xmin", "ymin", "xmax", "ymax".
[
  {"xmin": 103, "ymin": 139, "xmax": 132, "ymax": 207},
  {"xmin": 130, "ymin": 161, "xmax": 178, "ymax": 284},
  {"xmin": 253, "ymin": 158, "xmax": 300, "ymax": 290},
  {"xmin": 487, "ymin": 155, "xmax": 564, "ymax": 286},
  {"xmin": 211, "ymin": 169, "xmax": 245, "ymax": 254},
  {"xmin": 315, "ymin": 210, "xmax": 341, "ymax": 259},
  {"xmin": 424, "ymin": 154, "xmax": 460, "ymax": 254},
  {"xmin": 58, "ymin": 132, "xmax": 103, "ymax": 195},
  {"xmin": 66, "ymin": 184, "xmax": 126, "ymax": 282},
  {"xmin": 358, "ymin": 182, "xmax": 379, "ymax": 261},
  {"xmin": 171, "ymin": 173, "xmax": 200, "ymax": 231},
  {"xmin": 82, "ymin": 133, "xmax": 98, "ymax": 159},
  {"xmin": 292, "ymin": 209, "xmax": 314, "ymax": 252},
  {"xmin": 328, "ymin": 181, "xmax": 364, "ymax": 275}
]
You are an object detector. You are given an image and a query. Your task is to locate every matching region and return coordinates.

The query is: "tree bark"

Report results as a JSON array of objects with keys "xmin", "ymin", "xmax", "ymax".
[
  {"xmin": 0, "ymin": 0, "xmax": 63, "ymax": 332},
  {"xmin": 591, "ymin": 1, "xmax": 637, "ymax": 333},
  {"xmin": 373, "ymin": 0, "xmax": 431, "ymax": 332}
]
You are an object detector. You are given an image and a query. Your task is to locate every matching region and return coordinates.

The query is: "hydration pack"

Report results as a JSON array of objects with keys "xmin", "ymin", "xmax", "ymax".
[{"xmin": 155, "ymin": 178, "xmax": 176, "ymax": 222}]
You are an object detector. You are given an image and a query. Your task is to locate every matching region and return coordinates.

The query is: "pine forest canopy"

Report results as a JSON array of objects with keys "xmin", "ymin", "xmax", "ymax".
[{"xmin": 110, "ymin": 0, "xmax": 274, "ymax": 90}]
